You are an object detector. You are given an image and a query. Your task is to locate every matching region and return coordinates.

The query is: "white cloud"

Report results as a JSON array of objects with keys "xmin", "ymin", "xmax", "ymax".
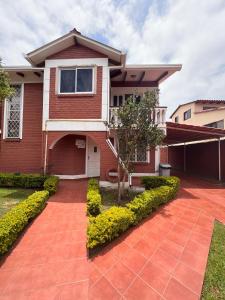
[{"xmin": 0, "ymin": 0, "xmax": 225, "ymax": 116}]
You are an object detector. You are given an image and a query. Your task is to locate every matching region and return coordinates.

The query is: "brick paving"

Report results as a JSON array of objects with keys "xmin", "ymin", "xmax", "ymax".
[{"xmin": 0, "ymin": 177, "xmax": 225, "ymax": 299}]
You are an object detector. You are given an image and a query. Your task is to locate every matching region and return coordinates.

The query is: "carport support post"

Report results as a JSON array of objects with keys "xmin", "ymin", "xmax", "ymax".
[
  {"xmin": 183, "ymin": 143, "xmax": 186, "ymax": 172},
  {"xmin": 218, "ymin": 138, "xmax": 221, "ymax": 181}
]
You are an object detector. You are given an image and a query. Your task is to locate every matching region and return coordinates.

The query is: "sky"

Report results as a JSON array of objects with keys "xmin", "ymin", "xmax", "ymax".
[{"xmin": 0, "ymin": 0, "xmax": 225, "ymax": 117}]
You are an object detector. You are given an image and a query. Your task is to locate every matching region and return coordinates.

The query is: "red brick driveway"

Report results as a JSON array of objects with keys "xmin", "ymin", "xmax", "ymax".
[
  {"xmin": 90, "ymin": 177, "xmax": 225, "ymax": 300},
  {"xmin": 0, "ymin": 177, "xmax": 225, "ymax": 299}
]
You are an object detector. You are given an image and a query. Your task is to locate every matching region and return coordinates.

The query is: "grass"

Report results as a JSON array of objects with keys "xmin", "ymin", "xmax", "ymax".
[
  {"xmin": 201, "ymin": 221, "xmax": 225, "ymax": 300},
  {"xmin": 100, "ymin": 187, "xmax": 140, "ymax": 211},
  {"xmin": 0, "ymin": 188, "xmax": 35, "ymax": 217}
]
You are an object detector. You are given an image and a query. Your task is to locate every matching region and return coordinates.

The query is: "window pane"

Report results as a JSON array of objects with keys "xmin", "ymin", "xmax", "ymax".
[
  {"xmin": 113, "ymin": 96, "xmax": 118, "ymax": 107},
  {"xmin": 6, "ymin": 85, "xmax": 21, "ymax": 138},
  {"xmin": 60, "ymin": 70, "xmax": 75, "ymax": 93},
  {"xmin": 77, "ymin": 69, "xmax": 93, "ymax": 92}
]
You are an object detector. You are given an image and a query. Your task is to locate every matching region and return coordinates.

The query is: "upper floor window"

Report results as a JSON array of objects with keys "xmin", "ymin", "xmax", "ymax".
[
  {"xmin": 59, "ymin": 67, "xmax": 94, "ymax": 94},
  {"xmin": 175, "ymin": 116, "xmax": 179, "ymax": 123},
  {"xmin": 4, "ymin": 84, "xmax": 23, "ymax": 139},
  {"xmin": 183, "ymin": 109, "xmax": 191, "ymax": 120},
  {"xmin": 203, "ymin": 106, "xmax": 216, "ymax": 110}
]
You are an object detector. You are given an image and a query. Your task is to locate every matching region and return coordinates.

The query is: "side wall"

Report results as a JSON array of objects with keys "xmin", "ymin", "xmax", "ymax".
[{"xmin": 0, "ymin": 83, "xmax": 44, "ymax": 173}]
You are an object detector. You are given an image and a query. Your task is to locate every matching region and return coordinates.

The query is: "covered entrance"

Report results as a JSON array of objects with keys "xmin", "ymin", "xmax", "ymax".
[
  {"xmin": 165, "ymin": 122, "xmax": 225, "ymax": 182},
  {"xmin": 48, "ymin": 134, "xmax": 100, "ymax": 178}
]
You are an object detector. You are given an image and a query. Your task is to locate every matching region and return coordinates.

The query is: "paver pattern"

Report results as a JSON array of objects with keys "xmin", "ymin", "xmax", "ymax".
[
  {"xmin": 89, "ymin": 176, "xmax": 225, "ymax": 300},
  {"xmin": 0, "ymin": 180, "xmax": 88, "ymax": 299},
  {"xmin": 0, "ymin": 176, "xmax": 225, "ymax": 299}
]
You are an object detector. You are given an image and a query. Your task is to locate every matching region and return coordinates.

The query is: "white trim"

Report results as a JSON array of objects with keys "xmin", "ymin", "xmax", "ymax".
[
  {"xmin": 101, "ymin": 66, "xmax": 110, "ymax": 121},
  {"xmin": 58, "ymin": 67, "xmax": 95, "ymax": 95},
  {"xmin": 218, "ymin": 138, "xmax": 221, "ymax": 181},
  {"xmin": 46, "ymin": 58, "xmax": 108, "ymax": 68},
  {"xmin": 155, "ymin": 146, "xmax": 160, "ymax": 172},
  {"xmin": 42, "ymin": 68, "xmax": 50, "ymax": 130},
  {"xmin": 56, "ymin": 175, "xmax": 87, "ymax": 179},
  {"xmin": 20, "ymin": 83, "xmax": 24, "ymax": 139},
  {"xmin": 46, "ymin": 120, "xmax": 107, "ymax": 131},
  {"xmin": 99, "ymin": 181, "xmax": 129, "ymax": 189}
]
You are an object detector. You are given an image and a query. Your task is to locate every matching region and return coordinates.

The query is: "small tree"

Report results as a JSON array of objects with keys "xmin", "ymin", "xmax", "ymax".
[
  {"xmin": 109, "ymin": 90, "xmax": 165, "ymax": 203},
  {"xmin": 0, "ymin": 58, "xmax": 14, "ymax": 102}
]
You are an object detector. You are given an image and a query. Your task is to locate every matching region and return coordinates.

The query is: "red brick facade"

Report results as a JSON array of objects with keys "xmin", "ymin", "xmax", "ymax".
[
  {"xmin": 49, "ymin": 67, "xmax": 103, "ymax": 119},
  {"xmin": 47, "ymin": 44, "xmax": 107, "ymax": 60},
  {"xmin": 0, "ymin": 83, "xmax": 44, "ymax": 173}
]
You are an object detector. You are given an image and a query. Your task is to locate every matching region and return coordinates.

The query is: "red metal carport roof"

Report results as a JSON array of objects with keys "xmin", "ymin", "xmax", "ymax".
[{"xmin": 164, "ymin": 122, "xmax": 225, "ymax": 145}]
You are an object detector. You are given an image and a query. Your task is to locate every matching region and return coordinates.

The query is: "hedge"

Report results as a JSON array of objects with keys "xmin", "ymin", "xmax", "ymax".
[
  {"xmin": 0, "ymin": 173, "xmax": 59, "ymax": 195},
  {"xmin": 0, "ymin": 190, "xmax": 49, "ymax": 255},
  {"xmin": 87, "ymin": 176, "xmax": 180, "ymax": 249},
  {"xmin": 87, "ymin": 179, "xmax": 102, "ymax": 216},
  {"xmin": 87, "ymin": 206, "xmax": 135, "ymax": 249},
  {"xmin": 43, "ymin": 176, "xmax": 59, "ymax": 195}
]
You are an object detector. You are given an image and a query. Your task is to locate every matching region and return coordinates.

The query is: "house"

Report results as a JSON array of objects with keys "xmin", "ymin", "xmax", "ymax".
[
  {"xmin": 170, "ymin": 100, "xmax": 225, "ymax": 129},
  {"xmin": 0, "ymin": 28, "xmax": 182, "ymax": 186}
]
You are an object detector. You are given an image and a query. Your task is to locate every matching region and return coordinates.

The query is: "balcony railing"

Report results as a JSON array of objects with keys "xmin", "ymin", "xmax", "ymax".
[{"xmin": 109, "ymin": 106, "xmax": 167, "ymax": 128}]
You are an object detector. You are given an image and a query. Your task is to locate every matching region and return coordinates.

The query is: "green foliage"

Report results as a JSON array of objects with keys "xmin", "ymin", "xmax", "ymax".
[
  {"xmin": 0, "ymin": 173, "xmax": 47, "ymax": 188},
  {"xmin": 43, "ymin": 176, "xmax": 59, "ymax": 195},
  {"xmin": 126, "ymin": 186, "xmax": 175, "ymax": 224},
  {"xmin": 201, "ymin": 221, "xmax": 225, "ymax": 300},
  {"xmin": 0, "ymin": 58, "xmax": 15, "ymax": 101},
  {"xmin": 87, "ymin": 206, "xmax": 135, "ymax": 249},
  {"xmin": 87, "ymin": 176, "xmax": 180, "ymax": 249},
  {"xmin": 0, "ymin": 190, "xmax": 49, "ymax": 255},
  {"xmin": 87, "ymin": 179, "xmax": 102, "ymax": 216}
]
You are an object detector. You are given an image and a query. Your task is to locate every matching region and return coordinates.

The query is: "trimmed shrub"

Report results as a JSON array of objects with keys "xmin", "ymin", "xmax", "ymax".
[
  {"xmin": 141, "ymin": 176, "xmax": 180, "ymax": 191},
  {"xmin": 126, "ymin": 185, "xmax": 175, "ymax": 224},
  {"xmin": 43, "ymin": 176, "xmax": 59, "ymax": 195},
  {"xmin": 0, "ymin": 190, "xmax": 49, "ymax": 255},
  {"xmin": 87, "ymin": 206, "xmax": 135, "ymax": 249},
  {"xmin": 0, "ymin": 173, "xmax": 47, "ymax": 189},
  {"xmin": 87, "ymin": 179, "xmax": 102, "ymax": 216}
]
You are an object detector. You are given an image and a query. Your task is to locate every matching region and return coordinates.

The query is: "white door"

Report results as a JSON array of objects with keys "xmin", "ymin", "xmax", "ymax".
[{"xmin": 87, "ymin": 137, "xmax": 100, "ymax": 177}]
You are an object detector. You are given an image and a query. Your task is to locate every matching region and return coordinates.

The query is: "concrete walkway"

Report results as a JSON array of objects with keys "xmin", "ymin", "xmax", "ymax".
[
  {"xmin": 0, "ymin": 180, "xmax": 88, "ymax": 299},
  {"xmin": 0, "ymin": 177, "xmax": 225, "ymax": 299}
]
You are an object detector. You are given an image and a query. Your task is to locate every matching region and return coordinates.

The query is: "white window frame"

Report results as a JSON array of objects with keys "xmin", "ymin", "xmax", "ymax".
[
  {"xmin": 58, "ymin": 67, "xmax": 95, "ymax": 95},
  {"xmin": 3, "ymin": 83, "xmax": 24, "ymax": 139}
]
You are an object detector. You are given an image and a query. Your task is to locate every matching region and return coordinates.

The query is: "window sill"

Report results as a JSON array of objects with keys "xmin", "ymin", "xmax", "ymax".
[
  {"xmin": 57, "ymin": 93, "xmax": 95, "ymax": 98},
  {"xmin": 4, "ymin": 138, "xmax": 21, "ymax": 142}
]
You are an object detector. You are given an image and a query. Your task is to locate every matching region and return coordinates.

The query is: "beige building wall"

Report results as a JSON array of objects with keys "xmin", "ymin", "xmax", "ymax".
[{"xmin": 171, "ymin": 102, "xmax": 225, "ymax": 128}]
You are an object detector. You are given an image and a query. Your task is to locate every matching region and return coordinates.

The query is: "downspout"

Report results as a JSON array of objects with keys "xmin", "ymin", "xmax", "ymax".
[{"xmin": 218, "ymin": 138, "xmax": 221, "ymax": 181}]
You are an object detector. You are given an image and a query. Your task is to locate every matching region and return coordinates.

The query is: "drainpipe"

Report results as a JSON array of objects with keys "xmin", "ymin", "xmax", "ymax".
[{"xmin": 218, "ymin": 138, "xmax": 221, "ymax": 181}]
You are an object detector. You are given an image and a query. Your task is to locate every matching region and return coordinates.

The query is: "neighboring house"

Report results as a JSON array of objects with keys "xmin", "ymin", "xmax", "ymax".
[
  {"xmin": 0, "ymin": 28, "xmax": 182, "ymax": 186},
  {"xmin": 170, "ymin": 100, "xmax": 225, "ymax": 129}
]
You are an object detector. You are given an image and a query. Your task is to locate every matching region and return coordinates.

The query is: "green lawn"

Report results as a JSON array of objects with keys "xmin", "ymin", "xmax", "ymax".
[
  {"xmin": 0, "ymin": 188, "xmax": 35, "ymax": 217},
  {"xmin": 201, "ymin": 221, "xmax": 225, "ymax": 300},
  {"xmin": 100, "ymin": 187, "xmax": 140, "ymax": 211}
]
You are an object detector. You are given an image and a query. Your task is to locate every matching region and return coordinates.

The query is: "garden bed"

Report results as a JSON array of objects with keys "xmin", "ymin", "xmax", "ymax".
[
  {"xmin": 0, "ymin": 187, "xmax": 35, "ymax": 217},
  {"xmin": 87, "ymin": 176, "xmax": 180, "ymax": 251}
]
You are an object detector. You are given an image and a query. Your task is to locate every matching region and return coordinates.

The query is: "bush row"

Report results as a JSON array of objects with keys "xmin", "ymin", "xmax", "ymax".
[
  {"xmin": 87, "ymin": 179, "xmax": 102, "ymax": 216},
  {"xmin": 87, "ymin": 176, "xmax": 180, "ymax": 249},
  {"xmin": 0, "ymin": 173, "xmax": 59, "ymax": 195},
  {"xmin": 0, "ymin": 190, "xmax": 49, "ymax": 255}
]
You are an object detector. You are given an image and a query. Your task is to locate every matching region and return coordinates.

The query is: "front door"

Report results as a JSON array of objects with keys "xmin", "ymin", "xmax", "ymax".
[{"xmin": 87, "ymin": 138, "xmax": 100, "ymax": 177}]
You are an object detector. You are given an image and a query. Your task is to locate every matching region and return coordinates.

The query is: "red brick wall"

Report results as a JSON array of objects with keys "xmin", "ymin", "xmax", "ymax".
[
  {"xmin": 49, "ymin": 134, "xmax": 86, "ymax": 175},
  {"xmin": 47, "ymin": 44, "xmax": 107, "ymax": 60},
  {"xmin": 0, "ymin": 83, "xmax": 43, "ymax": 173},
  {"xmin": 160, "ymin": 147, "xmax": 168, "ymax": 163},
  {"xmin": 168, "ymin": 146, "xmax": 184, "ymax": 171},
  {"xmin": 49, "ymin": 67, "xmax": 102, "ymax": 119}
]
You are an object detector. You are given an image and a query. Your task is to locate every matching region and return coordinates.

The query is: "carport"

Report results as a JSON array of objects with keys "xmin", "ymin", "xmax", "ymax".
[{"xmin": 164, "ymin": 122, "xmax": 225, "ymax": 181}]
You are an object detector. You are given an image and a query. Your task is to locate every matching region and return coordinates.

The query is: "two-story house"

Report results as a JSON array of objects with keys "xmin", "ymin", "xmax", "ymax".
[
  {"xmin": 0, "ymin": 28, "xmax": 181, "ymax": 186},
  {"xmin": 171, "ymin": 100, "xmax": 225, "ymax": 129}
]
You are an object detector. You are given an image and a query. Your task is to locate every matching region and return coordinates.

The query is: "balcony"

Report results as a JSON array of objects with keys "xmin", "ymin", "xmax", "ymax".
[{"xmin": 109, "ymin": 106, "xmax": 167, "ymax": 129}]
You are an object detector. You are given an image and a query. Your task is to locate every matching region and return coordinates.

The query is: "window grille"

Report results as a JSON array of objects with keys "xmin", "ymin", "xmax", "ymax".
[{"xmin": 5, "ymin": 85, "xmax": 22, "ymax": 138}]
